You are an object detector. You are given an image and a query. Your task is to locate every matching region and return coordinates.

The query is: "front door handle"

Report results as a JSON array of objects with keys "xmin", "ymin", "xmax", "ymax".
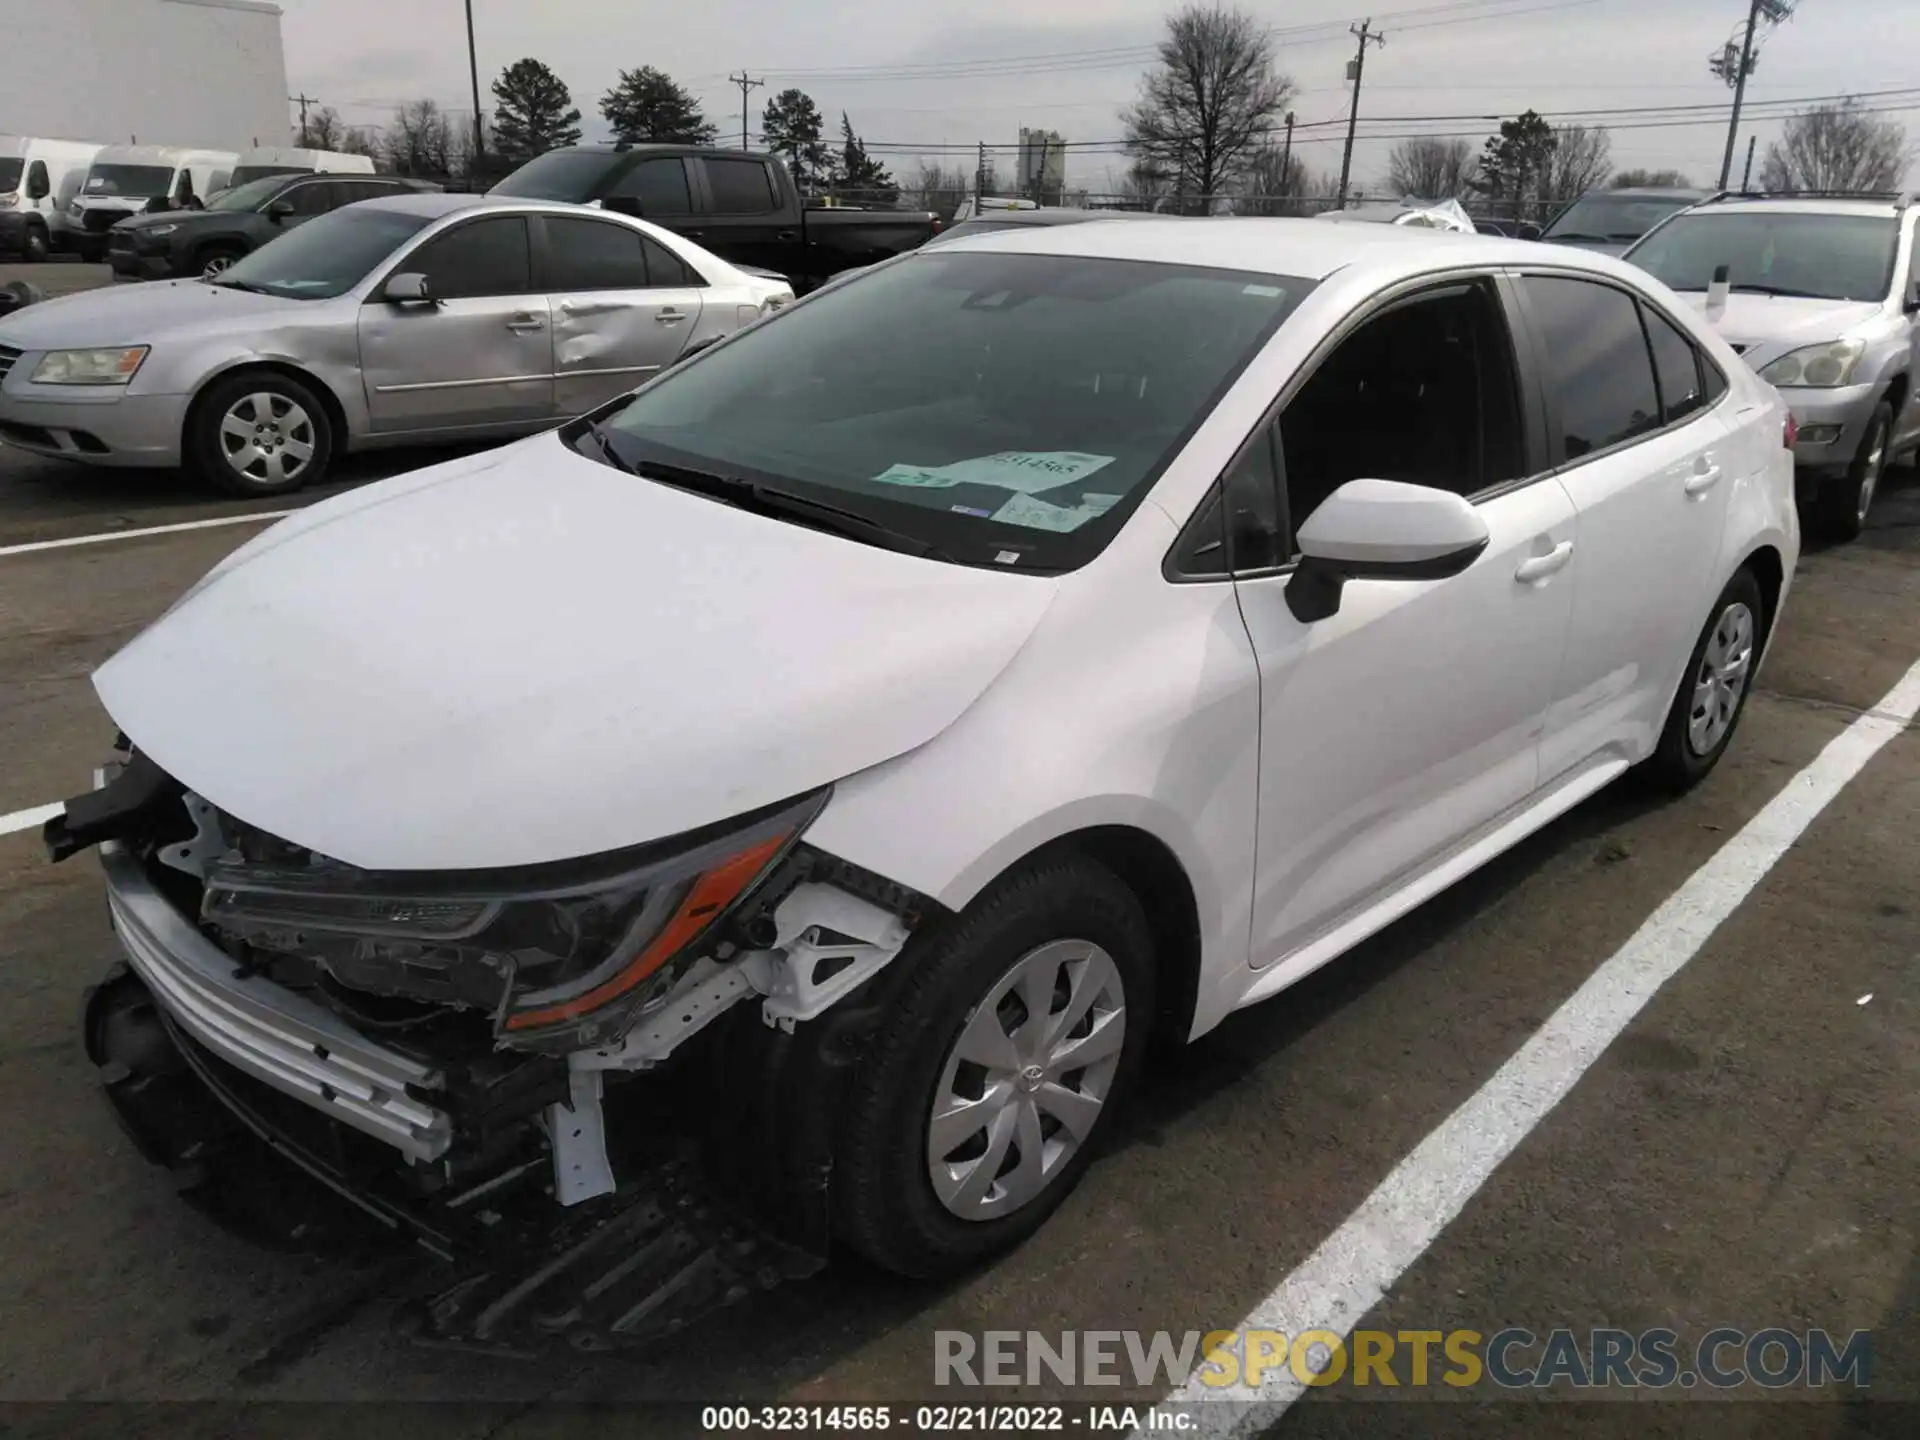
[
  {"xmin": 655, "ymin": 309, "xmax": 687, "ymax": 324},
  {"xmin": 505, "ymin": 313, "xmax": 546, "ymax": 333},
  {"xmin": 1514, "ymin": 540, "xmax": 1574, "ymax": 584},
  {"xmin": 1684, "ymin": 464, "xmax": 1723, "ymax": 496},
  {"xmin": 776, "ymin": 229, "xmax": 797, "ymax": 242}
]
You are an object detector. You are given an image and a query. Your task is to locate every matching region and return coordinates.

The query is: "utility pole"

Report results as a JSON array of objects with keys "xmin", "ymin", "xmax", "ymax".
[
  {"xmin": 1337, "ymin": 20, "xmax": 1385, "ymax": 211},
  {"xmin": 729, "ymin": 72, "xmax": 765, "ymax": 151},
  {"xmin": 1713, "ymin": 0, "xmax": 1793, "ymax": 190},
  {"xmin": 977, "ymin": 140, "xmax": 988, "ymax": 203},
  {"xmin": 463, "ymin": 0, "xmax": 485, "ymax": 171},
  {"xmin": 289, "ymin": 92, "xmax": 317, "ymax": 146},
  {"xmin": 1741, "ymin": 134, "xmax": 1757, "ymax": 190},
  {"xmin": 1280, "ymin": 110, "xmax": 1295, "ymax": 211}
]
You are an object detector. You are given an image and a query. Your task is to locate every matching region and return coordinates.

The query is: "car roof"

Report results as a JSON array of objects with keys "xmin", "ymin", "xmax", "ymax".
[
  {"xmin": 937, "ymin": 215, "xmax": 1568, "ymax": 282},
  {"xmin": 348, "ymin": 192, "xmax": 538, "ymax": 219},
  {"xmin": 956, "ymin": 208, "xmax": 1169, "ymax": 227},
  {"xmin": 1595, "ymin": 187, "xmax": 1712, "ymax": 199},
  {"xmin": 1673, "ymin": 196, "xmax": 1905, "ymax": 218}
]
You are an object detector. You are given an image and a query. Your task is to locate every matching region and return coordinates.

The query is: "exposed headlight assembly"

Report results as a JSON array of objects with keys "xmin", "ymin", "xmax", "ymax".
[
  {"xmin": 30, "ymin": 346, "xmax": 150, "ymax": 385},
  {"xmin": 1759, "ymin": 339, "xmax": 1867, "ymax": 389},
  {"xmin": 142, "ymin": 223, "xmax": 179, "ymax": 236},
  {"xmin": 202, "ymin": 789, "xmax": 826, "ymax": 1053}
]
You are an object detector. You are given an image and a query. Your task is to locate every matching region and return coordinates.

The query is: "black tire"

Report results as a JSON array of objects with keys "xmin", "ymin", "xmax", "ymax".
[
  {"xmin": 187, "ymin": 370, "xmax": 335, "ymax": 496},
  {"xmin": 77, "ymin": 238, "xmax": 106, "ymax": 263},
  {"xmin": 21, "ymin": 221, "xmax": 48, "ymax": 263},
  {"xmin": 833, "ymin": 853, "xmax": 1156, "ymax": 1279},
  {"xmin": 1810, "ymin": 400, "xmax": 1891, "ymax": 543},
  {"xmin": 1642, "ymin": 567, "xmax": 1766, "ymax": 794},
  {"xmin": 194, "ymin": 244, "xmax": 244, "ymax": 279}
]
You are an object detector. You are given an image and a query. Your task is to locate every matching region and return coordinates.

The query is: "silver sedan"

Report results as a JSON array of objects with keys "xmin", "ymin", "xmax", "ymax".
[{"xmin": 0, "ymin": 194, "xmax": 793, "ymax": 494}]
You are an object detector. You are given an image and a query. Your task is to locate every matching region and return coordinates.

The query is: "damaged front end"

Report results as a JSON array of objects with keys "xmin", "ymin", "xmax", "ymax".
[{"xmin": 55, "ymin": 741, "xmax": 935, "ymax": 1352}]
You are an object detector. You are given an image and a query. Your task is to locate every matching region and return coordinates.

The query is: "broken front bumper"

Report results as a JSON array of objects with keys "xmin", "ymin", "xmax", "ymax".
[{"xmin": 99, "ymin": 839, "xmax": 454, "ymax": 1162}]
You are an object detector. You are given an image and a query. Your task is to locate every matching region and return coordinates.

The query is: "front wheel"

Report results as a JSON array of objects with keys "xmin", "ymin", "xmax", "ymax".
[
  {"xmin": 21, "ymin": 223, "xmax": 48, "ymax": 263},
  {"xmin": 833, "ymin": 854, "xmax": 1155, "ymax": 1279},
  {"xmin": 196, "ymin": 245, "xmax": 244, "ymax": 279},
  {"xmin": 1810, "ymin": 400, "xmax": 1891, "ymax": 543},
  {"xmin": 1642, "ymin": 567, "xmax": 1765, "ymax": 793},
  {"xmin": 187, "ymin": 371, "xmax": 334, "ymax": 496}
]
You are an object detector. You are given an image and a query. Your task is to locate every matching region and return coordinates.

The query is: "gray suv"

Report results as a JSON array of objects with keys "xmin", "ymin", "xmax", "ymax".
[{"xmin": 1625, "ymin": 191, "xmax": 1920, "ymax": 540}]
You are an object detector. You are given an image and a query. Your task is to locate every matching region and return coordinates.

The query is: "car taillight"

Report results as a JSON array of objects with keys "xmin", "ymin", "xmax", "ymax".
[{"xmin": 1783, "ymin": 413, "xmax": 1798, "ymax": 448}]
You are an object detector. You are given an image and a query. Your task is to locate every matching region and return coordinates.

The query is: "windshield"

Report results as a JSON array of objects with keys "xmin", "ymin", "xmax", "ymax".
[
  {"xmin": 489, "ymin": 150, "xmax": 617, "ymax": 201},
  {"xmin": 1544, "ymin": 193, "xmax": 1698, "ymax": 243},
  {"xmin": 229, "ymin": 164, "xmax": 307, "ymax": 187},
  {"xmin": 0, "ymin": 158, "xmax": 22, "ymax": 191},
  {"xmin": 1626, "ymin": 210, "xmax": 1899, "ymax": 301},
  {"xmin": 85, "ymin": 164, "xmax": 175, "ymax": 198},
  {"xmin": 208, "ymin": 175, "xmax": 294, "ymax": 212},
  {"xmin": 214, "ymin": 206, "xmax": 433, "ymax": 299},
  {"xmin": 593, "ymin": 251, "xmax": 1312, "ymax": 571}
]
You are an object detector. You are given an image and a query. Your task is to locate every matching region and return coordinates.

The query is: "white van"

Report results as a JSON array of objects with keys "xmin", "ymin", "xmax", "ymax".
[
  {"xmin": 0, "ymin": 135, "xmax": 103, "ymax": 261},
  {"xmin": 226, "ymin": 146, "xmax": 375, "ymax": 189},
  {"xmin": 69, "ymin": 145, "xmax": 238, "ymax": 258}
]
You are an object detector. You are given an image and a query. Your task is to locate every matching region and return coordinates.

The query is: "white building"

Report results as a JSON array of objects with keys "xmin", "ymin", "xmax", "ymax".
[
  {"xmin": 0, "ymin": 0, "xmax": 289, "ymax": 151},
  {"xmin": 1018, "ymin": 128, "xmax": 1067, "ymax": 204}
]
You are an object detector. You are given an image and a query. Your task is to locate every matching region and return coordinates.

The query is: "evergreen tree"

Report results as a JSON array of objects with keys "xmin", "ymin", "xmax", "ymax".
[
  {"xmin": 762, "ymin": 88, "xmax": 829, "ymax": 191},
  {"xmin": 600, "ymin": 67, "xmax": 718, "ymax": 147},
  {"xmin": 832, "ymin": 112, "xmax": 897, "ymax": 204},
  {"xmin": 490, "ymin": 58, "xmax": 583, "ymax": 162}
]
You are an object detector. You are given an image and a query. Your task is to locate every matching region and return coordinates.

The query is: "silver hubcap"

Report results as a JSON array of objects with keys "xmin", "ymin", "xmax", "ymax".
[
  {"xmin": 1688, "ymin": 600, "xmax": 1755, "ymax": 756},
  {"xmin": 927, "ymin": 939, "xmax": 1126, "ymax": 1221},
  {"xmin": 219, "ymin": 391, "xmax": 315, "ymax": 484},
  {"xmin": 202, "ymin": 255, "xmax": 234, "ymax": 277},
  {"xmin": 1857, "ymin": 423, "xmax": 1886, "ymax": 524}
]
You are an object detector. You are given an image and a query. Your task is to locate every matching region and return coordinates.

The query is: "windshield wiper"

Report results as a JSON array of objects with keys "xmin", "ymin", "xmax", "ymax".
[
  {"xmin": 609, "ymin": 448, "xmax": 956, "ymax": 562},
  {"xmin": 208, "ymin": 277, "xmax": 270, "ymax": 294},
  {"xmin": 1545, "ymin": 232, "xmax": 1610, "ymax": 242},
  {"xmin": 1729, "ymin": 282, "xmax": 1824, "ymax": 298}
]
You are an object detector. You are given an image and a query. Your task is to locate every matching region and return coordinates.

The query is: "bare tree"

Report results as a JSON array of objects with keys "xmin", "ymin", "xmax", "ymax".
[
  {"xmin": 337, "ymin": 127, "xmax": 379, "ymax": 159},
  {"xmin": 1760, "ymin": 98, "xmax": 1911, "ymax": 192},
  {"xmin": 1545, "ymin": 124, "xmax": 1613, "ymax": 204},
  {"xmin": 906, "ymin": 161, "xmax": 973, "ymax": 220},
  {"xmin": 383, "ymin": 99, "xmax": 455, "ymax": 178},
  {"xmin": 1385, "ymin": 137, "xmax": 1477, "ymax": 199},
  {"xmin": 1611, "ymin": 167, "xmax": 1692, "ymax": 188},
  {"xmin": 1122, "ymin": 4, "xmax": 1294, "ymax": 215},
  {"xmin": 303, "ymin": 106, "xmax": 346, "ymax": 151},
  {"xmin": 1236, "ymin": 142, "xmax": 1308, "ymax": 215}
]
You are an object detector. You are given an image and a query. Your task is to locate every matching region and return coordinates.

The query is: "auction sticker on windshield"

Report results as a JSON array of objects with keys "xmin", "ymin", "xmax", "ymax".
[
  {"xmin": 990, "ymin": 491, "xmax": 1122, "ymax": 533},
  {"xmin": 872, "ymin": 451, "xmax": 1116, "ymax": 494}
]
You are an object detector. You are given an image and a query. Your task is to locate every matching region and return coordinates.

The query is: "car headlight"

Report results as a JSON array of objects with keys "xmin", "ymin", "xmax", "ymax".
[
  {"xmin": 30, "ymin": 346, "xmax": 150, "ymax": 385},
  {"xmin": 142, "ymin": 223, "xmax": 179, "ymax": 236},
  {"xmin": 0, "ymin": 192, "xmax": 18, "ymax": 209},
  {"xmin": 200, "ymin": 789, "xmax": 825, "ymax": 1053},
  {"xmin": 1759, "ymin": 339, "xmax": 1867, "ymax": 389}
]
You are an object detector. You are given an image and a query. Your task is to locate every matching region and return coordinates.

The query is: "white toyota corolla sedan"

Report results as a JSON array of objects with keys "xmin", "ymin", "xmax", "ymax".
[{"xmin": 55, "ymin": 219, "xmax": 1796, "ymax": 1338}]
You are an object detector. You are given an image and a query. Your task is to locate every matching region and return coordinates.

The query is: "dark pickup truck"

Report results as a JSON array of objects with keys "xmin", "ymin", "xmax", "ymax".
[{"xmin": 489, "ymin": 145, "xmax": 939, "ymax": 291}]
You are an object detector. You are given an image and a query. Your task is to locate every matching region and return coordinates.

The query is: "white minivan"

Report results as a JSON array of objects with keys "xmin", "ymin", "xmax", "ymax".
[
  {"xmin": 0, "ymin": 135, "xmax": 103, "ymax": 261},
  {"xmin": 68, "ymin": 145, "xmax": 238, "ymax": 258},
  {"xmin": 226, "ymin": 146, "xmax": 376, "ymax": 189}
]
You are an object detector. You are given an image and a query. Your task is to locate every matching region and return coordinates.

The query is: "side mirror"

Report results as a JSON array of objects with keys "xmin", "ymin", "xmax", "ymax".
[
  {"xmin": 27, "ymin": 169, "xmax": 49, "ymax": 201},
  {"xmin": 384, "ymin": 272, "xmax": 434, "ymax": 305},
  {"xmin": 1284, "ymin": 479, "xmax": 1490, "ymax": 623},
  {"xmin": 266, "ymin": 199, "xmax": 295, "ymax": 222}
]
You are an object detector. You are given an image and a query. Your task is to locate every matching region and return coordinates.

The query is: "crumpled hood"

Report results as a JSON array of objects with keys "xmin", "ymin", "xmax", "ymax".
[
  {"xmin": 0, "ymin": 278, "xmax": 301, "ymax": 350},
  {"xmin": 1677, "ymin": 293, "xmax": 1886, "ymax": 362},
  {"xmin": 94, "ymin": 433, "xmax": 1058, "ymax": 871}
]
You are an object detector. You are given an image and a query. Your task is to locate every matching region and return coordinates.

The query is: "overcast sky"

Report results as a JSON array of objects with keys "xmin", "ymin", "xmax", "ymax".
[{"xmin": 274, "ymin": 0, "xmax": 1916, "ymax": 193}]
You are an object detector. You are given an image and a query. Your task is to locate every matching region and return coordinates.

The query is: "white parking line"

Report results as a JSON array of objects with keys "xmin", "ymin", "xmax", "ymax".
[
  {"xmin": 0, "ymin": 509, "xmax": 297, "ymax": 559},
  {"xmin": 1158, "ymin": 653, "xmax": 1920, "ymax": 1436},
  {"xmin": 0, "ymin": 801, "xmax": 63, "ymax": 839}
]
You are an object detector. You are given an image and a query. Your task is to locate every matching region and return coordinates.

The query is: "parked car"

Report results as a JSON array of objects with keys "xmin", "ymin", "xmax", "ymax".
[
  {"xmin": 1314, "ymin": 198, "xmax": 1477, "ymax": 233},
  {"xmin": 0, "ymin": 193, "xmax": 792, "ymax": 493},
  {"xmin": 489, "ymin": 145, "xmax": 940, "ymax": 290},
  {"xmin": 0, "ymin": 135, "xmax": 103, "ymax": 261},
  {"xmin": 49, "ymin": 220, "xmax": 1795, "ymax": 1348},
  {"xmin": 1472, "ymin": 217, "xmax": 1542, "ymax": 240},
  {"xmin": 68, "ymin": 145, "xmax": 239, "ymax": 259},
  {"xmin": 226, "ymin": 146, "xmax": 377, "ymax": 189},
  {"xmin": 107, "ymin": 171, "xmax": 432, "ymax": 280},
  {"xmin": 1539, "ymin": 186, "xmax": 1712, "ymax": 255},
  {"xmin": 1624, "ymin": 190, "xmax": 1920, "ymax": 540}
]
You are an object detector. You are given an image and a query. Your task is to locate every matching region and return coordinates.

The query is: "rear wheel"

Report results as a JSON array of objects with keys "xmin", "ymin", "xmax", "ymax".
[
  {"xmin": 187, "ymin": 371, "xmax": 334, "ymax": 496},
  {"xmin": 1643, "ymin": 567, "xmax": 1764, "ymax": 793},
  {"xmin": 21, "ymin": 221, "xmax": 48, "ymax": 263},
  {"xmin": 833, "ymin": 854, "xmax": 1155, "ymax": 1279},
  {"xmin": 1810, "ymin": 400, "xmax": 1891, "ymax": 543}
]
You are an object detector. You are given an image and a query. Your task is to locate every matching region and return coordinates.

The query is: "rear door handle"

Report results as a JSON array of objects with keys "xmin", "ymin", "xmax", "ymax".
[
  {"xmin": 505, "ymin": 313, "xmax": 546, "ymax": 333},
  {"xmin": 1514, "ymin": 540, "xmax": 1574, "ymax": 584},
  {"xmin": 656, "ymin": 309, "xmax": 687, "ymax": 324},
  {"xmin": 776, "ymin": 229, "xmax": 797, "ymax": 242},
  {"xmin": 1684, "ymin": 464, "xmax": 1723, "ymax": 496}
]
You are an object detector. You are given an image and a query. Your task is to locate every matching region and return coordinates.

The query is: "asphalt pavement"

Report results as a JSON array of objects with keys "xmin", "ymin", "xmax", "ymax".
[{"xmin": 0, "ymin": 264, "xmax": 1916, "ymax": 1436}]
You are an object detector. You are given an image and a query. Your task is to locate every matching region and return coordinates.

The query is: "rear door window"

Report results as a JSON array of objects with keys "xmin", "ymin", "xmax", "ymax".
[
  {"xmin": 543, "ymin": 216, "xmax": 651, "ymax": 290},
  {"xmin": 642, "ymin": 236, "xmax": 703, "ymax": 287},
  {"xmin": 1641, "ymin": 305, "xmax": 1711, "ymax": 425},
  {"xmin": 704, "ymin": 157, "xmax": 777, "ymax": 215},
  {"xmin": 1519, "ymin": 276, "xmax": 1662, "ymax": 460}
]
